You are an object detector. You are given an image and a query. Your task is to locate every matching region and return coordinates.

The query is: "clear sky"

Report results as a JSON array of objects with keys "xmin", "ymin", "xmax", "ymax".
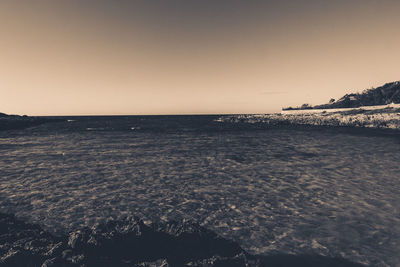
[{"xmin": 1, "ymin": 0, "xmax": 400, "ymax": 115}]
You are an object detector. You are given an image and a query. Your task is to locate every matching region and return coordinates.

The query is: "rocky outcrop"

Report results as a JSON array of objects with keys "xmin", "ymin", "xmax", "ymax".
[
  {"xmin": 220, "ymin": 107, "xmax": 400, "ymax": 130},
  {"xmin": 0, "ymin": 212, "xmax": 364, "ymax": 267}
]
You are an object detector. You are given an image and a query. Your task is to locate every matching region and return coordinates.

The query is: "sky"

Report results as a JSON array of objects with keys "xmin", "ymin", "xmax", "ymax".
[{"xmin": 1, "ymin": 0, "xmax": 400, "ymax": 115}]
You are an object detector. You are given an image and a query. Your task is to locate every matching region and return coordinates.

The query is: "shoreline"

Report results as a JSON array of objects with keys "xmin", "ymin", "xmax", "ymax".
[{"xmin": 218, "ymin": 107, "xmax": 400, "ymax": 131}]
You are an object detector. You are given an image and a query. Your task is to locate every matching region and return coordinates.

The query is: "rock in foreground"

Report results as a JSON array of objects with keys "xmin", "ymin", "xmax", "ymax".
[{"xmin": 0, "ymin": 213, "xmax": 364, "ymax": 267}]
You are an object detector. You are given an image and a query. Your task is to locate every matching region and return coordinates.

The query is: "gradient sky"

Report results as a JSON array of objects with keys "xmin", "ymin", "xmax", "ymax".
[{"xmin": 1, "ymin": 0, "xmax": 400, "ymax": 115}]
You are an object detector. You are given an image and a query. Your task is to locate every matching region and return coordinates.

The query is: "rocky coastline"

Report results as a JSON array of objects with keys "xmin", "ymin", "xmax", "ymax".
[
  {"xmin": 283, "ymin": 81, "xmax": 400, "ymax": 111},
  {"xmin": 0, "ymin": 212, "xmax": 364, "ymax": 267},
  {"xmin": 218, "ymin": 107, "xmax": 400, "ymax": 131}
]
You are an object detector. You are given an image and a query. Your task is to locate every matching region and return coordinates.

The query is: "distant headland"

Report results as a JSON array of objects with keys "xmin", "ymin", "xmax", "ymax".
[
  {"xmin": 0, "ymin": 112, "xmax": 62, "ymax": 131},
  {"xmin": 283, "ymin": 81, "xmax": 400, "ymax": 111},
  {"xmin": 217, "ymin": 81, "xmax": 400, "ymax": 130}
]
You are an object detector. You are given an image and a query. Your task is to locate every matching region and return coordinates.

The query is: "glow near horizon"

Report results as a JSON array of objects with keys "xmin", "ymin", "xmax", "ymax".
[{"xmin": 1, "ymin": 0, "xmax": 400, "ymax": 116}]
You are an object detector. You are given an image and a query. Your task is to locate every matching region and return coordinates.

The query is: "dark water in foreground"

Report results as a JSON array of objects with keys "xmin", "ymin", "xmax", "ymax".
[{"xmin": 0, "ymin": 115, "xmax": 399, "ymax": 266}]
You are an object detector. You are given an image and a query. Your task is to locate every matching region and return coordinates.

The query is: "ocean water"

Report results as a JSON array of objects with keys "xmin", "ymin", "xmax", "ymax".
[{"xmin": 0, "ymin": 115, "xmax": 399, "ymax": 266}]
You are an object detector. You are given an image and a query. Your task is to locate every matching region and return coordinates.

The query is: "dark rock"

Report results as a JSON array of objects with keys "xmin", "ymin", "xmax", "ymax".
[
  {"xmin": 68, "ymin": 230, "xmax": 90, "ymax": 250},
  {"xmin": 134, "ymin": 258, "xmax": 169, "ymax": 267},
  {"xmin": 45, "ymin": 242, "xmax": 64, "ymax": 257},
  {"xmin": 62, "ymin": 249, "xmax": 73, "ymax": 259},
  {"xmin": 41, "ymin": 257, "xmax": 74, "ymax": 267},
  {"xmin": 0, "ymin": 212, "xmax": 365, "ymax": 267},
  {"xmin": 41, "ymin": 257, "xmax": 58, "ymax": 267},
  {"xmin": 0, "ymin": 248, "xmax": 44, "ymax": 267},
  {"xmin": 70, "ymin": 254, "xmax": 85, "ymax": 264}
]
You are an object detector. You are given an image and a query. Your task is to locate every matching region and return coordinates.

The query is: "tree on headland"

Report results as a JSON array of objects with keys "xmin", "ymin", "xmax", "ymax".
[
  {"xmin": 282, "ymin": 103, "xmax": 313, "ymax": 111},
  {"xmin": 312, "ymin": 81, "xmax": 400, "ymax": 109},
  {"xmin": 301, "ymin": 103, "xmax": 313, "ymax": 109},
  {"xmin": 283, "ymin": 81, "xmax": 400, "ymax": 110}
]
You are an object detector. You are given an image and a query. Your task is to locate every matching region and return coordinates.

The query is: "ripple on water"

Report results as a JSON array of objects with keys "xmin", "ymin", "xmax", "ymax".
[{"xmin": 0, "ymin": 125, "xmax": 399, "ymax": 266}]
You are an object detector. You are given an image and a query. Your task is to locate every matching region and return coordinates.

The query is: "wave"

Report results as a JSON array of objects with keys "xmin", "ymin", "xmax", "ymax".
[
  {"xmin": 0, "ymin": 212, "xmax": 364, "ymax": 267},
  {"xmin": 86, "ymin": 128, "xmax": 106, "ymax": 131}
]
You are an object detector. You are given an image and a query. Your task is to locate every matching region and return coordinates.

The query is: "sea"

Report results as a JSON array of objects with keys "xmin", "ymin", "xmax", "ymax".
[{"xmin": 0, "ymin": 115, "xmax": 399, "ymax": 266}]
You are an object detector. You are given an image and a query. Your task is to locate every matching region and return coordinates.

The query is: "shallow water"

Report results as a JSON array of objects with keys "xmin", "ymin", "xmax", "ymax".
[{"xmin": 0, "ymin": 116, "xmax": 399, "ymax": 266}]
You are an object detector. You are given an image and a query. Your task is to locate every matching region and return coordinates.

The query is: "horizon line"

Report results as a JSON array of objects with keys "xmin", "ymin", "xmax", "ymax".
[{"xmin": 31, "ymin": 112, "xmax": 277, "ymax": 117}]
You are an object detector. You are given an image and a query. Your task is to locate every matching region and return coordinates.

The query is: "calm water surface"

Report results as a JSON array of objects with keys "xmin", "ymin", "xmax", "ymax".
[{"xmin": 0, "ymin": 116, "xmax": 399, "ymax": 266}]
